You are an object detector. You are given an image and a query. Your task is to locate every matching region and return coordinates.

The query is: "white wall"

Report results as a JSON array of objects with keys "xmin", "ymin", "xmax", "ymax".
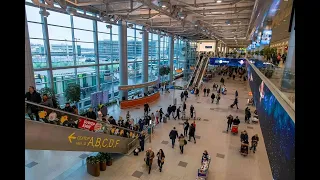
[{"xmin": 197, "ymin": 41, "xmax": 217, "ymax": 52}]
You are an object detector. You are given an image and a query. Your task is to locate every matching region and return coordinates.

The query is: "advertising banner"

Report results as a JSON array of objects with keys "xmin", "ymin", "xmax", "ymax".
[
  {"xmin": 102, "ymin": 90, "xmax": 109, "ymax": 104},
  {"xmin": 78, "ymin": 118, "xmax": 97, "ymax": 131}
]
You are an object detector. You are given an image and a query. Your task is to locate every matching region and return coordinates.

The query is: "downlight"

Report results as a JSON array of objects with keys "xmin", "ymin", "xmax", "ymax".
[
  {"xmin": 158, "ymin": 0, "xmax": 170, "ymax": 8},
  {"xmin": 178, "ymin": 11, "xmax": 187, "ymax": 19}
]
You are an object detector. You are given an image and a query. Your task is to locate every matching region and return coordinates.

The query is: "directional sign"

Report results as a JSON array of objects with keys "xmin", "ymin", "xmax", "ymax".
[{"xmin": 26, "ymin": 120, "xmax": 133, "ymax": 154}]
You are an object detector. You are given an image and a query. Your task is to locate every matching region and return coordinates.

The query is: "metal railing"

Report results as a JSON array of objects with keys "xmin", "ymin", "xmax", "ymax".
[
  {"xmin": 192, "ymin": 56, "xmax": 206, "ymax": 88},
  {"xmin": 187, "ymin": 55, "xmax": 202, "ymax": 89},
  {"xmin": 196, "ymin": 57, "xmax": 209, "ymax": 88},
  {"xmin": 25, "ymin": 100, "xmax": 142, "ymax": 137},
  {"xmin": 194, "ymin": 57, "xmax": 208, "ymax": 88}
]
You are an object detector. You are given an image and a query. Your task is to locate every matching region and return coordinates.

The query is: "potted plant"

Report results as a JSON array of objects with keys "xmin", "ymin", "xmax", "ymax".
[
  {"xmin": 106, "ymin": 153, "xmax": 113, "ymax": 166},
  {"xmin": 86, "ymin": 156, "xmax": 100, "ymax": 177},
  {"xmin": 65, "ymin": 83, "xmax": 81, "ymax": 105},
  {"xmin": 97, "ymin": 153, "xmax": 107, "ymax": 171}
]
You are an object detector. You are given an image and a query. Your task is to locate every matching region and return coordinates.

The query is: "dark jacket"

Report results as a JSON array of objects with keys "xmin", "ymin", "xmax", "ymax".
[
  {"xmin": 184, "ymin": 122, "xmax": 190, "ymax": 130},
  {"xmin": 252, "ymin": 136, "xmax": 259, "ymax": 142},
  {"xmin": 86, "ymin": 111, "xmax": 97, "ymax": 120},
  {"xmin": 207, "ymin": 88, "xmax": 210, "ymax": 93},
  {"xmin": 203, "ymin": 88, "xmax": 207, "ymax": 93},
  {"xmin": 169, "ymin": 130, "xmax": 178, "ymax": 139},
  {"xmin": 171, "ymin": 105, "xmax": 177, "ymax": 112},
  {"xmin": 233, "ymin": 118, "xmax": 240, "ymax": 125},
  {"xmin": 184, "ymin": 90, "xmax": 188, "ymax": 96},
  {"xmin": 227, "ymin": 116, "xmax": 233, "ymax": 124},
  {"xmin": 196, "ymin": 89, "xmax": 199, "ymax": 94},
  {"xmin": 190, "ymin": 106, "xmax": 194, "ymax": 112},
  {"xmin": 176, "ymin": 107, "xmax": 181, "ymax": 114},
  {"xmin": 25, "ymin": 91, "xmax": 42, "ymax": 109},
  {"xmin": 235, "ymin": 91, "xmax": 238, "ymax": 97},
  {"xmin": 188, "ymin": 125, "xmax": 195, "ymax": 136},
  {"xmin": 180, "ymin": 92, "xmax": 184, "ymax": 98},
  {"xmin": 167, "ymin": 106, "xmax": 172, "ymax": 113},
  {"xmin": 211, "ymin": 93, "xmax": 216, "ymax": 99},
  {"xmin": 183, "ymin": 103, "xmax": 186, "ymax": 110},
  {"xmin": 234, "ymin": 98, "xmax": 238, "ymax": 104},
  {"xmin": 63, "ymin": 106, "xmax": 74, "ymax": 113}
]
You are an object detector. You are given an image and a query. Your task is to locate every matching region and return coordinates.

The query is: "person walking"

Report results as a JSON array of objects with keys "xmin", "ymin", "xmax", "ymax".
[
  {"xmin": 206, "ymin": 88, "xmax": 210, "ymax": 96},
  {"xmin": 182, "ymin": 102, "xmax": 187, "ymax": 112},
  {"xmin": 159, "ymin": 108, "xmax": 164, "ymax": 122},
  {"xmin": 203, "ymin": 87, "xmax": 207, "ymax": 97},
  {"xmin": 167, "ymin": 105, "xmax": 172, "ymax": 118},
  {"xmin": 245, "ymin": 107, "xmax": 251, "ymax": 123},
  {"xmin": 171, "ymin": 104, "xmax": 176, "ymax": 119},
  {"xmin": 235, "ymin": 90, "xmax": 238, "ymax": 98},
  {"xmin": 25, "ymin": 86, "xmax": 42, "ymax": 121},
  {"xmin": 195, "ymin": 88, "xmax": 200, "ymax": 97},
  {"xmin": 190, "ymin": 105, "xmax": 195, "ymax": 119},
  {"xmin": 211, "ymin": 93, "xmax": 216, "ymax": 103},
  {"xmin": 180, "ymin": 92, "xmax": 184, "ymax": 102},
  {"xmin": 188, "ymin": 123, "xmax": 196, "ymax": 143},
  {"xmin": 145, "ymin": 148, "xmax": 155, "ymax": 174},
  {"xmin": 226, "ymin": 115, "xmax": 233, "ymax": 132},
  {"xmin": 156, "ymin": 149, "xmax": 165, "ymax": 172},
  {"xmin": 178, "ymin": 134, "xmax": 186, "ymax": 154},
  {"xmin": 184, "ymin": 90, "xmax": 188, "ymax": 101},
  {"xmin": 174, "ymin": 106, "xmax": 181, "ymax": 120},
  {"xmin": 169, "ymin": 127, "xmax": 179, "ymax": 148},
  {"xmin": 216, "ymin": 93, "xmax": 221, "ymax": 104},
  {"xmin": 139, "ymin": 132, "xmax": 145, "ymax": 151},
  {"xmin": 230, "ymin": 97, "xmax": 239, "ymax": 109},
  {"xmin": 183, "ymin": 120, "xmax": 190, "ymax": 137},
  {"xmin": 220, "ymin": 77, "xmax": 225, "ymax": 85},
  {"xmin": 155, "ymin": 110, "xmax": 160, "ymax": 124},
  {"xmin": 250, "ymin": 134, "xmax": 259, "ymax": 153}
]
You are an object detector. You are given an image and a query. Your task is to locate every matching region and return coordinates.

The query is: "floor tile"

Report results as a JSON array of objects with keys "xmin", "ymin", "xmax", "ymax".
[
  {"xmin": 161, "ymin": 141, "xmax": 169, "ymax": 145},
  {"xmin": 25, "ymin": 161, "xmax": 38, "ymax": 168},
  {"xmin": 195, "ymin": 135, "xmax": 201, "ymax": 139},
  {"xmin": 132, "ymin": 170, "xmax": 143, "ymax": 178},
  {"xmin": 178, "ymin": 161, "xmax": 188, "ymax": 168},
  {"xmin": 216, "ymin": 153, "xmax": 225, "ymax": 159}
]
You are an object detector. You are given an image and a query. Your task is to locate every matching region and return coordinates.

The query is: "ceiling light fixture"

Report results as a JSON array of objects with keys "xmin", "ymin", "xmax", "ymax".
[
  {"xmin": 127, "ymin": 23, "xmax": 134, "ymax": 28},
  {"xmin": 158, "ymin": 0, "xmax": 170, "ymax": 8},
  {"xmin": 217, "ymin": 0, "xmax": 222, "ymax": 3}
]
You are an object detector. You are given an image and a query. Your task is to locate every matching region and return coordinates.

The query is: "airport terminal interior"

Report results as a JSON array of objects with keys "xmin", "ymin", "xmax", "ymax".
[{"xmin": 25, "ymin": 0, "xmax": 295, "ymax": 180}]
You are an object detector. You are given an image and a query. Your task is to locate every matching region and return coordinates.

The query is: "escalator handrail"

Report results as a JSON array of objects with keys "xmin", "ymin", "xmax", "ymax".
[
  {"xmin": 196, "ymin": 57, "xmax": 209, "ymax": 88},
  {"xmin": 25, "ymin": 100, "xmax": 142, "ymax": 134},
  {"xmin": 194, "ymin": 57, "xmax": 206, "ymax": 88},
  {"xmin": 187, "ymin": 55, "xmax": 201, "ymax": 88},
  {"xmin": 192, "ymin": 56, "xmax": 206, "ymax": 88}
]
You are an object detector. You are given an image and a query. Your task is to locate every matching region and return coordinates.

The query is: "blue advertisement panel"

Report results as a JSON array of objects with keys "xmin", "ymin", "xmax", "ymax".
[
  {"xmin": 209, "ymin": 58, "xmax": 246, "ymax": 67},
  {"xmin": 247, "ymin": 64, "xmax": 295, "ymax": 180},
  {"xmin": 261, "ymin": 30, "xmax": 272, "ymax": 45}
]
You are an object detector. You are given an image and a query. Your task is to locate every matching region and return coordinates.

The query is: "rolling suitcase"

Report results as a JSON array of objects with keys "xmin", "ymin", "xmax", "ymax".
[{"xmin": 163, "ymin": 117, "xmax": 167, "ymax": 123}]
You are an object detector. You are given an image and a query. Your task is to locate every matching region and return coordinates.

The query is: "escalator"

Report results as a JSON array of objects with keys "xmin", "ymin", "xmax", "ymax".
[
  {"xmin": 193, "ymin": 57, "xmax": 209, "ymax": 88},
  {"xmin": 187, "ymin": 54, "xmax": 204, "ymax": 88},
  {"xmin": 25, "ymin": 101, "xmax": 143, "ymax": 154}
]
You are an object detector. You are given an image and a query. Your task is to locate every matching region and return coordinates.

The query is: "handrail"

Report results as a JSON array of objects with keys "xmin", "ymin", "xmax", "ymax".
[
  {"xmin": 196, "ymin": 57, "xmax": 209, "ymax": 88},
  {"xmin": 25, "ymin": 100, "xmax": 142, "ymax": 134},
  {"xmin": 247, "ymin": 61, "xmax": 295, "ymax": 122},
  {"xmin": 192, "ymin": 56, "xmax": 206, "ymax": 88},
  {"xmin": 187, "ymin": 55, "xmax": 201, "ymax": 88},
  {"xmin": 194, "ymin": 57, "xmax": 208, "ymax": 88}
]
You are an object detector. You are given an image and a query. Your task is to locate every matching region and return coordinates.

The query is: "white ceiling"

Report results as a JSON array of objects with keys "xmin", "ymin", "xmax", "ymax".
[{"xmin": 58, "ymin": 0, "xmax": 256, "ymax": 47}]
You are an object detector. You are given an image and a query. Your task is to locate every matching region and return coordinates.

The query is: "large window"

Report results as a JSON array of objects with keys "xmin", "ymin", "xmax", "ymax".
[
  {"xmin": 53, "ymin": 68, "xmax": 76, "ymax": 105},
  {"xmin": 148, "ymin": 33, "xmax": 159, "ymax": 81},
  {"xmin": 26, "ymin": 5, "xmax": 48, "ymax": 69}
]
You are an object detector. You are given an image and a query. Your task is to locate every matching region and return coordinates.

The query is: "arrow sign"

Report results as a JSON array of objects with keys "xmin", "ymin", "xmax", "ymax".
[{"xmin": 68, "ymin": 132, "xmax": 76, "ymax": 143}]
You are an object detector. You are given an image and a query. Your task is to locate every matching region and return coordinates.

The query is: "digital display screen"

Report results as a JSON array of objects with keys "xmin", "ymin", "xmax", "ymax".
[
  {"xmin": 247, "ymin": 64, "xmax": 295, "ymax": 180},
  {"xmin": 205, "ymin": 46, "xmax": 212, "ymax": 48},
  {"xmin": 261, "ymin": 30, "xmax": 272, "ymax": 45}
]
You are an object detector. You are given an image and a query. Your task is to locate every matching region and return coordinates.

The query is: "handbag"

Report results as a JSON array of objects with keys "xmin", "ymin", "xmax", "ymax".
[{"xmin": 184, "ymin": 139, "xmax": 187, "ymax": 145}]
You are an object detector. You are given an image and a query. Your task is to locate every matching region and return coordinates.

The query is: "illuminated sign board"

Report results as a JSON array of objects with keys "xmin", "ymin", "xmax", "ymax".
[
  {"xmin": 261, "ymin": 30, "xmax": 272, "ymax": 45},
  {"xmin": 205, "ymin": 46, "xmax": 213, "ymax": 48}
]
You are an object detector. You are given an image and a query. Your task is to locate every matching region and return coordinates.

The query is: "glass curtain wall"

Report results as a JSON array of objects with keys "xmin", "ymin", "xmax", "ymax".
[
  {"xmin": 148, "ymin": 33, "xmax": 159, "ymax": 81},
  {"xmin": 173, "ymin": 39, "xmax": 187, "ymax": 76},
  {"xmin": 160, "ymin": 36, "xmax": 170, "ymax": 82},
  {"xmin": 26, "ymin": 2, "xmax": 177, "ymax": 110}
]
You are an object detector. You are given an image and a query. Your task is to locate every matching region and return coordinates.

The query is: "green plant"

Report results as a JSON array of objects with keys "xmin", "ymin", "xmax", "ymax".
[
  {"xmin": 159, "ymin": 66, "xmax": 170, "ymax": 76},
  {"xmin": 65, "ymin": 83, "xmax": 81, "ymax": 103},
  {"xmin": 96, "ymin": 153, "xmax": 106, "ymax": 163},
  {"xmin": 86, "ymin": 156, "xmax": 100, "ymax": 164}
]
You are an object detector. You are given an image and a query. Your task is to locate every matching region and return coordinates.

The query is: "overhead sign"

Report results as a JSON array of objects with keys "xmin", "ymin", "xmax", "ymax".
[
  {"xmin": 25, "ymin": 120, "xmax": 134, "ymax": 154},
  {"xmin": 205, "ymin": 46, "xmax": 212, "ymax": 48}
]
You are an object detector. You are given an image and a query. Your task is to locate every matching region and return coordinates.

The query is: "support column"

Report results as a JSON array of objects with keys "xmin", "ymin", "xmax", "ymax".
[
  {"xmin": 40, "ymin": 10, "xmax": 54, "ymax": 90},
  {"xmin": 93, "ymin": 19, "xmax": 100, "ymax": 91},
  {"xmin": 169, "ymin": 35, "xmax": 174, "ymax": 83},
  {"xmin": 142, "ymin": 27, "xmax": 149, "ymax": 93},
  {"xmin": 118, "ymin": 20, "xmax": 128, "ymax": 100},
  {"xmin": 214, "ymin": 39, "xmax": 218, "ymax": 57},
  {"xmin": 70, "ymin": 16, "xmax": 78, "ymax": 83},
  {"xmin": 25, "ymin": 11, "xmax": 36, "ymax": 92},
  {"xmin": 281, "ymin": 11, "xmax": 295, "ymax": 92}
]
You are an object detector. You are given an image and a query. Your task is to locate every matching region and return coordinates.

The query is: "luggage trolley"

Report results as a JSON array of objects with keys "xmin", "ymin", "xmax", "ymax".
[{"xmin": 197, "ymin": 155, "xmax": 211, "ymax": 179}]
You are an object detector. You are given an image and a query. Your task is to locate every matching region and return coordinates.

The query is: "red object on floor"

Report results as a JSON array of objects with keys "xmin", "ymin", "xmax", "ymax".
[{"xmin": 231, "ymin": 126, "xmax": 238, "ymax": 133}]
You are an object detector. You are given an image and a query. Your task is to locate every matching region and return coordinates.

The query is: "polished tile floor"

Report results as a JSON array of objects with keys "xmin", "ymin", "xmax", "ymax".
[{"xmin": 25, "ymin": 77, "xmax": 273, "ymax": 180}]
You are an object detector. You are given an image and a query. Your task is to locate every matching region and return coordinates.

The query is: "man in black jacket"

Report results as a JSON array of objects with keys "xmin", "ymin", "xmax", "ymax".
[
  {"xmin": 63, "ymin": 103, "xmax": 74, "ymax": 113},
  {"xmin": 211, "ymin": 93, "xmax": 216, "ymax": 103},
  {"xmin": 188, "ymin": 123, "xmax": 196, "ymax": 143},
  {"xmin": 226, "ymin": 115, "xmax": 233, "ymax": 132},
  {"xmin": 183, "ymin": 120, "xmax": 190, "ymax": 137},
  {"xmin": 171, "ymin": 104, "xmax": 176, "ymax": 118},
  {"xmin": 86, "ymin": 108, "xmax": 97, "ymax": 120},
  {"xmin": 169, "ymin": 127, "xmax": 179, "ymax": 148},
  {"xmin": 174, "ymin": 106, "xmax": 181, "ymax": 120},
  {"xmin": 167, "ymin": 105, "xmax": 172, "ymax": 118},
  {"xmin": 25, "ymin": 86, "xmax": 42, "ymax": 121}
]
